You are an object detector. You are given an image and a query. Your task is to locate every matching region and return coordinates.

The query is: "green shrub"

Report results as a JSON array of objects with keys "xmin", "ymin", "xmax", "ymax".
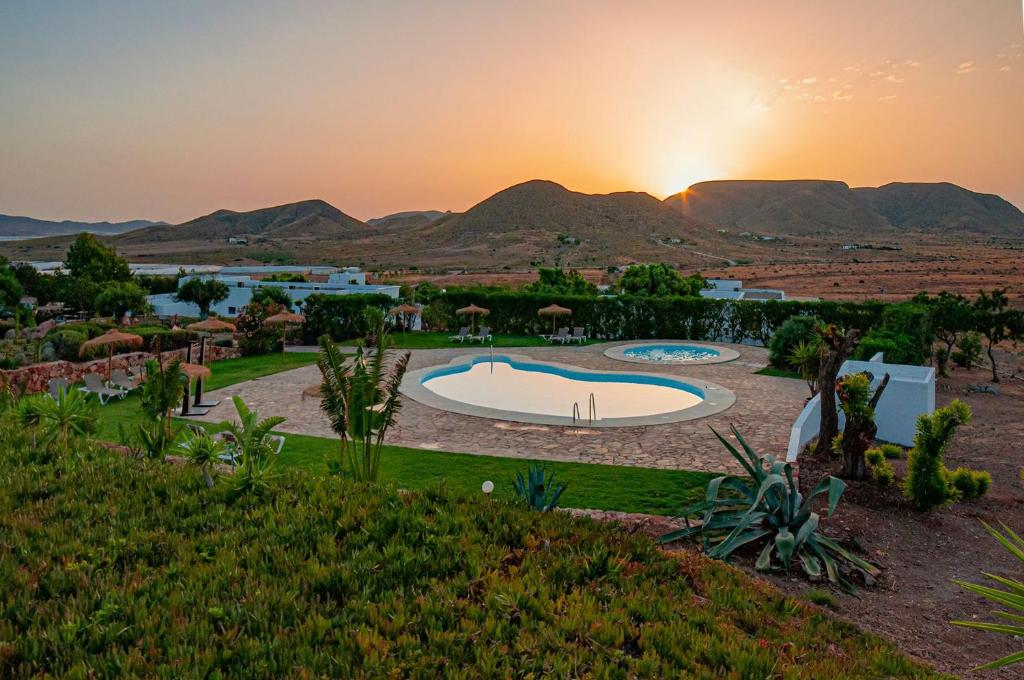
[
  {"xmin": 904, "ymin": 400, "xmax": 974, "ymax": 510},
  {"xmin": 0, "ymin": 446, "xmax": 939, "ymax": 677},
  {"xmin": 951, "ymin": 332, "xmax": 983, "ymax": 369},
  {"xmin": 878, "ymin": 443, "xmax": 905, "ymax": 459},
  {"xmin": 303, "ymin": 293, "xmax": 395, "ymax": 341},
  {"xmin": 855, "ymin": 328, "xmax": 927, "ymax": 365},
  {"xmin": 48, "ymin": 329, "xmax": 87, "ymax": 361},
  {"xmin": 864, "ymin": 448, "xmax": 895, "ymax": 486},
  {"xmin": 804, "ymin": 588, "xmax": 837, "ymax": 609},
  {"xmin": 949, "ymin": 467, "xmax": 991, "ymax": 500},
  {"xmin": 768, "ymin": 316, "xmax": 821, "ymax": 368}
]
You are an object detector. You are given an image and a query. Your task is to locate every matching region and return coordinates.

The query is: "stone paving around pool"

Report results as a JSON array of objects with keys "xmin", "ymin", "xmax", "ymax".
[{"xmin": 194, "ymin": 342, "xmax": 808, "ymax": 474}]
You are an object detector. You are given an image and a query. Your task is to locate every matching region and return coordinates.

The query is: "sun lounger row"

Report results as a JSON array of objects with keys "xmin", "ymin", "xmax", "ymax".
[
  {"xmin": 545, "ymin": 327, "xmax": 587, "ymax": 344},
  {"xmin": 449, "ymin": 326, "xmax": 493, "ymax": 343},
  {"xmin": 45, "ymin": 369, "xmax": 140, "ymax": 405}
]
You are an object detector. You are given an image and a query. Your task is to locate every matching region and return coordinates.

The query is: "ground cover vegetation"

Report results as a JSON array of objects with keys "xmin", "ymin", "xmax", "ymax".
[{"xmin": 0, "ymin": 427, "xmax": 945, "ymax": 677}]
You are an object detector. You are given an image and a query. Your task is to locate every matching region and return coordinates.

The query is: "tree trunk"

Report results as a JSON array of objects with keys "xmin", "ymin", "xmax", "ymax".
[
  {"xmin": 839, "ymin": 373, "xmax": 889, "ymax": 480},
  {"xmin": 813, "ymin": 329, "xmax": 861, "ymax": 456},
  {"xmin": 988, "ymin": 343, "xmax": 999, "ymax": 383}
]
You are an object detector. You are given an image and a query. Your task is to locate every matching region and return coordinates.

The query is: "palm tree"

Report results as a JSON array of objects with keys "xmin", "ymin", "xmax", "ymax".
[
  {"xmin": 180, "ymin": 428, "xmax": 227, "ymax": 488},
  {"xmin": 310, "ymin": 321, "xmax": 410, "ymax": 481},
  {"xmin": 16, "ymin": 393, "xmax": 48, "ymax": 447},
  {"xmin": 222, "ymin": 396, "xmax": 285, "ymax": 497},
  {"xmin": 788, "ymin": 339, "xmax": 823, "ymax": 397},
  {"xmin": 37, "ymin": 388, "xmax": 97, "ymax": 453},
  {"xmin": 140, "ymin": 359, "xmax": 186, "ymax": 442}
]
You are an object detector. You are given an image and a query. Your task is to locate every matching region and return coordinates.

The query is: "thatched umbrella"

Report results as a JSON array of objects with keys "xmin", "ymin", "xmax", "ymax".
[
  {"xmin": 264, "ymin": 310, "xmax": 305, "ymax": 353},
  {"xmin": 179, "ymin": 362, "xmax": 212, "ymax": 381},
  {"xmin": 456, "ymin": 304, "xmax": 490, "ymax": 334},
  {"xmin": 186, "ymin": 317, "xmax": 237, "ymax": 334},
  {"xmin": 186, "ymin": 317, "xmax": 235, "ymax": 406},
  {"xmin": 79, "ymin": 329, "xmax": 144, "ymax": 379},
  {"xmin": 388, "ymin": 303, "xmax": 420, "ymax": 335},
  {"xmin": 537, "ymin": 303, "xmax": 572, "ymax": 335}
]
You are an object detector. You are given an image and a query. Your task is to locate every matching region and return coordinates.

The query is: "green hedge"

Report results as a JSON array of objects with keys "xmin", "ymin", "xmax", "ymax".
[
  {"xmin": 429, "ymin": 291, "xmax": 885, "ymax": 344},
  {"xmin": 0, "ymin": 448, "xmax": 939, "ymax": 678},
  {"xmin": 302, "ymin": 293, "xmax": 396, "ymax": 341}
]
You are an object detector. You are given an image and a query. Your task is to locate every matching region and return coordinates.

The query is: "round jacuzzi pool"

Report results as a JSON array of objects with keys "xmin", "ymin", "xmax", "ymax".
[
  {"xmin": 401, "ymin": 354, "xmax": 735, "ymax": 427},
  {"xmin": 604, "ymin": 342, "xmax": 739, "ymax": 365}
]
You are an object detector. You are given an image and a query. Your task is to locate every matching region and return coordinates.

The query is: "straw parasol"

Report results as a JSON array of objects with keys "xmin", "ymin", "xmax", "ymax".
[
  {"xmin": 455, "ymin": 304, "xmax": 490, "ymax": 333},
  {"xmin": 537, "ymin": 303, "xmax": 572, "ymax": 335},
  {"xmin": 186, "ymin": 317, "xmax": 237, "ymax": 334},
  {"xmin": 79, "ymin": 329, "xmax": 144, "ymax": 378},
  {"xmin": 178, "ymin": 362, "xmax": 212, "ymax": 380},
  {"xmin": 264, "ymin": 310, "xmax": 306, "ymax": 353},
  {"xmin": 388, "ymin": 303, "xmax": 420, "ymax": 335}
]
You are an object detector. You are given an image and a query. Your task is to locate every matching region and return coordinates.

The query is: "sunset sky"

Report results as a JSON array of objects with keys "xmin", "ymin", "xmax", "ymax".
[{"xmin": 1, "ymin": 0, "xmax": 1022, "ymax": 223}]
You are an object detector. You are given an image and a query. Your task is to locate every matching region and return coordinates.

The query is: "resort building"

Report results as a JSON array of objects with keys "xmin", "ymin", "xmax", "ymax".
[
  {"xmin": 147, "ymin": 265, "xmax": 400, "ymax": 318},
  {"xmin": 701, "ymin": 279, "xmax": 786, "ymax": 301}
]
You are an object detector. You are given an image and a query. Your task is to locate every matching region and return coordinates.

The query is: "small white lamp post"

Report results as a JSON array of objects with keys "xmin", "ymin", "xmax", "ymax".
[{"xmin": 481, "ymin": 480, "xmax": 494, "ymax": 496}]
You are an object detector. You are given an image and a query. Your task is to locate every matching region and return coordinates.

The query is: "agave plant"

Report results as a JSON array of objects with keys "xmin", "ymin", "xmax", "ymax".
[
  {"xmin": 513, "ymin": 463, "xmax": 567, "ymax": 512},
  {"xmin": 222, "ymin": 396, "xmax": 284, "ymax": 498},
  {"xmin": 309, "ymin": 321, "xmax": 410, "ymax": 482},
  {"xmin": 16, "ymin": 393, "xmax": 49, "ymax": 447},
  {"xmin": 659, "ymin": 426, "xmax": 880, "ymax": 593},
  {"xmin": 951, "ymin": 522, "xmax": 1024, "ymax": 670}
]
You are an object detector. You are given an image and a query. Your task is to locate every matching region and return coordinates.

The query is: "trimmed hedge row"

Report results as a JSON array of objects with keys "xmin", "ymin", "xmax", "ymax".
[
  {"xmin": 428, "ymin": 292, "xmax": 886, "ymax": 345},
  {"xmin": 0, "ymin": 446, "xmax": 940, "ymax": 678}
]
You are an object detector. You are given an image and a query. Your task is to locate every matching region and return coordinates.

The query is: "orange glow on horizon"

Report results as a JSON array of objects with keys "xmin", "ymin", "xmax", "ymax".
[{"xmin": 0, "ymin": 1, "xmax": 1020, "ymax": 222}]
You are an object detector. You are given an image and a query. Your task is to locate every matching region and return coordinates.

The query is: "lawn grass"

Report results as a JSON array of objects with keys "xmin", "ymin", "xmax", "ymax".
[
  {"xmin": 93, "ymin": 351, "xmax": 714, "ymax": 515},
  {"xmin": 755, "ymin": 366, "xmax": 803, "ymax": 380},
  {"xmin": 341, "ymin": 331, "xmax": 598, "ymax": 350},
  {"xmin": 262, "ymin": 432, "xmax": 716, "ymax": 515}
]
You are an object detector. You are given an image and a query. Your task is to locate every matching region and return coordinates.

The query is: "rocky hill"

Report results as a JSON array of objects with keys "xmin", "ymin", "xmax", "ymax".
[
  {"xmin": 366, "ymin": 210, "xmax": 448, "ymax": 229},
  {"xmin": 0, "ymin": 214, "xmax": 160, "ymax": 239},
  {"xmin": 664, "ymin": 180, "xmax": 1024, "ymax": 235}
]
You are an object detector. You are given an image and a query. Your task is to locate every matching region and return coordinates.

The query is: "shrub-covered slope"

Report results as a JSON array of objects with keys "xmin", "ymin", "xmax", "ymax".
[{"xmin": 0, "ymin": 450, "xmax": 944, "ymax": 678}]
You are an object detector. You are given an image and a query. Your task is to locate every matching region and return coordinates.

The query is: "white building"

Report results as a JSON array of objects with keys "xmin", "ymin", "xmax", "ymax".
[
  {"xmin": 701, "ymin": 279, "xmax": 786, "ymax": 301},
  {"xmin": 147, "ymin": 265, "xmax": 400, "ymax": 318}
]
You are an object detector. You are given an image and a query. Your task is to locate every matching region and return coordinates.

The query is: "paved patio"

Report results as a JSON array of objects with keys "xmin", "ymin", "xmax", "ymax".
[{"xmin": 196, "ymin": 342, "xmax": 808, "ymax": 474}]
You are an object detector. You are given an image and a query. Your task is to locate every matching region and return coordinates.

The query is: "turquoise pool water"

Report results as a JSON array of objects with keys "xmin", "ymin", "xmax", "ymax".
[{"xmin": 622, "ymin": 344, "xmax": 720, "ymax": 362}]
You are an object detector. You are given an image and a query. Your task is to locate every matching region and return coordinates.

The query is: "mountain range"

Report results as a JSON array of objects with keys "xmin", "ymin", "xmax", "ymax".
[
  {"xmin": 2, "ymin": 179, "xmax": 1021, "ymax": 268},
  {"xmin": 665, "ymin": 180, "xmax": 1024, "ymax": 235},
  {"xmin": 0, "ymin": 214, "xmax": 162, "ymax": 239}
]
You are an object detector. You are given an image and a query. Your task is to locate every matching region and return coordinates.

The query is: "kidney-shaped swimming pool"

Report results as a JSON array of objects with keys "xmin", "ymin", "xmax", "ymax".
[{"xmin": 400, "ymin": 354, "xmax": 735, "ymax": 427}]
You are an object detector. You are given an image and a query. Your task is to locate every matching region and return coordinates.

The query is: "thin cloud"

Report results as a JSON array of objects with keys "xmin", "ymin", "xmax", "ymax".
[
  {"xmin": 878, "ymin": 94, "xmax": 897, "ymax": 101},
  {"xmin": 884, "ymin": 74, "xmax": 904, "ymax": 83},
  {"xmin": 955, "ymin": 60, "xmax": 976, "ymax": 74},
  {"xmin": 832, "ymin": 90, "xmax": 853, "ymax": 101},
  {"xmin": 999, "ymin": 65, "xmax": 1012, "ymax": 71},
  {"xmin": 801, "ymin": 76, "xmax": 817, "ymax": 84},
  {"xmin": 905, "ymin": 59, "xmax": 921, "ymax": 67}
]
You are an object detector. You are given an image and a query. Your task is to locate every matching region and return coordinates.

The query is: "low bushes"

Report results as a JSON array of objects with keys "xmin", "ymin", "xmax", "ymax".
[
  {"xmin": 904, "ymin": 400, "xmax": 989, "ymax": 510},
  {"xmin": 0, "ymin": 445, "xmax": 940, "ymax": 677},
  {"xmin": 767, "ymin": 315, "xmax": 820, "ymax": 367}
]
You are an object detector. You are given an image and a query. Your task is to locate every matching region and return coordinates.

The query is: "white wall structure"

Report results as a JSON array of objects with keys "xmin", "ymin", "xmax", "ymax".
[
  {"xmin": 147, "ymin": 265, "xmax": 400, "ymax": 318},
  {"xmin": 701, "ymin": 278, "xmax": 786, "ymax": 301},
  {"xmin": 786, "ymin": 353, "xmax": 935, "ymax": 461}
]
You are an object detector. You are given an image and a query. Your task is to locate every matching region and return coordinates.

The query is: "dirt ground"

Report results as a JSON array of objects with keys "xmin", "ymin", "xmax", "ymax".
[{"xmin": 641, "ymin": 347, "xmax": 1024, "ymax": 678}]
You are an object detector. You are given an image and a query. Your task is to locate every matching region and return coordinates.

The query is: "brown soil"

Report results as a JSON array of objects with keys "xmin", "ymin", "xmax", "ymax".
[{"xmin": 645, "ymin": 349, "xmax": 1024, "ymax": 677}]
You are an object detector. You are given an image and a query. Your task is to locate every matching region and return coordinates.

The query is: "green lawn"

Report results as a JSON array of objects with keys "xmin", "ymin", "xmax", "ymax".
[
  {"xmin": 755, "ymin": 366, "xmax": 803, "ymax": 380},
  {"xmin": 93, "ymin": 351, "xmax": 715, "ymax": 515},
  {"xmin": 341, "ymin": 331, "xmax": 599, "ymax": 350}
]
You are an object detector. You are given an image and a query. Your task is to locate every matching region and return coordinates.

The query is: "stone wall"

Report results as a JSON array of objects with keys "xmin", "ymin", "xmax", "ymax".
[{"xmin": 0, "ymin": 345, "xmax": 242, "ymax": 394}]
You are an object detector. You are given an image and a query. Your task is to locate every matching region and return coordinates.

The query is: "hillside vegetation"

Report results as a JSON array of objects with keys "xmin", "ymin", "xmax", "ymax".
[{"xmin": 0, "ymin": 447, "xmax": 943, "ymax": 677}]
